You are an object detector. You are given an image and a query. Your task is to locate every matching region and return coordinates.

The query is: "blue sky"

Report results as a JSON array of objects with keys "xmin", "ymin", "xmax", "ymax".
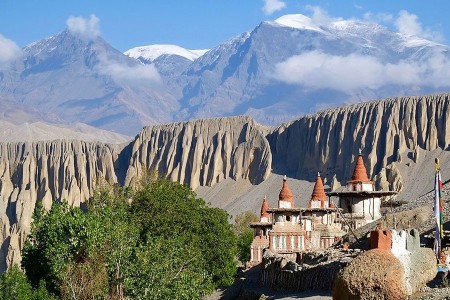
[{"xmin": 0, "ymin": 0, "xmax": 449, "ymax": 51}]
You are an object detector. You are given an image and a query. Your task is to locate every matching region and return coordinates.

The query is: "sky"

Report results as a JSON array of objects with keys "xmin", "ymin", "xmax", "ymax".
[{"xmin": 1, "ymin": 0, "xmax": 450, "ymax": 52}]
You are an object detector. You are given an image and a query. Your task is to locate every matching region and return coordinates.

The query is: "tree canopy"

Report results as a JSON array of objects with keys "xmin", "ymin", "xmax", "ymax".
[{"xmin": 21, "ymin": 176, "xmax": 238, "ymax": 299}]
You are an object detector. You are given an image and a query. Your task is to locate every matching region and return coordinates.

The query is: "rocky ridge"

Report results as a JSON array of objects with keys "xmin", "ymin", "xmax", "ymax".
[
  {"xmin": 1, "ymin": 94, "xmax": 450, "ymax": 272},
  {"xmin": 124, "ymin": 116, "xmax": 272, "ymax": 190},
  {"xmin": 0, "ymin": 140, "xmax": 119, "ymax": 272}
]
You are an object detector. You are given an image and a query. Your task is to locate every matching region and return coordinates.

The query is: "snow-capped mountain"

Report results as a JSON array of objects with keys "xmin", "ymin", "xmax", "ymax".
[
  {"xmin": 125, "ymin": 44, "xmax": 208, "ymax": 62},
  {"xmin": 1, "ymin": 14, "xmax": 450, "ymax": 135},
  {"xmin": 124, "ymin": 44, "xmax": 208, "ymax": 77},
  {"xmin": 173, "ymin": 14, "xmax": 450, "ymax": 123}
]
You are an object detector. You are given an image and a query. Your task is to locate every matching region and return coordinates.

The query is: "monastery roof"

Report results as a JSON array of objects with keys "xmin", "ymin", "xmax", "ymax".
[
  {"xmin": 270, "ymin": 223, "xmax": 304, "ymax": 234},
  {"xmin": 267, "ymin": 207, "xmax": 303, "ymax": 213},
  {"xmin": 350, "ymin": 151, "xmax": 370, "ymax": 182},
  {"xmin": 310, "ymin": 173, "xmax": 326, "ymax": 201},
  {"xmin": 279, "ymin": 175, "xmax": 294, "ymax": 204},
  {"xmin": 301, "ymin": 207, "xmax": 341, "ymax": 212},
  {"xmin": 260, "ymin": 195, "xmax": 270, "ymax": 219},
  {"xmin": 326, "ymin": 190, "xmax": 398, "ymax": 197}
]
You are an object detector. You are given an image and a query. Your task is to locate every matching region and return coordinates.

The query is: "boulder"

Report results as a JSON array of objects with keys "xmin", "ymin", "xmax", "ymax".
[{"xmin": 332, "ymin": 249, "xmax": 406, "ymax": 300}]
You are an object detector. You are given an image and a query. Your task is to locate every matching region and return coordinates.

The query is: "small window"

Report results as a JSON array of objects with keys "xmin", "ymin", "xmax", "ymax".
[{"xmin": 286, "ymin": 215, "xmax": 291, "ymax": 222}]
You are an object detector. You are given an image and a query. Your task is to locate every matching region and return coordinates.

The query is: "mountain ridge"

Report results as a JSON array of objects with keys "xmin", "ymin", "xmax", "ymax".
[{"xmin": 2, "ymin": 14, "xmax": 450, "ymax": 135}]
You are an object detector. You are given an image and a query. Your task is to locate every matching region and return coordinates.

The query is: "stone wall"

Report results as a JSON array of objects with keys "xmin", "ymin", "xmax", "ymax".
[
  {"xmin": 259, "ymin": 249, "xmax": 360, "ymax": 291},
  {"xmin": 333, "ymin": 228, "xmax": 436, "ymax": 299}
]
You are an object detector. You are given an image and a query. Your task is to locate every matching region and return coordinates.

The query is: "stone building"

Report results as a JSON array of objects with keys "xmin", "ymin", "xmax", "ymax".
[
  {"xmin": 327, "ymin": 150, "xmax": 397, "ymax": 229},
  {"xmin": 267, "ymin": 176, "xmax": 306, "ymax": 260},
  {"xmin": 301, "ymin": 173, "xmax": 345, "ymax": 249},
  {"xmin": 249, "ymin": 196, "xmax": 271, "ymax": 265}
]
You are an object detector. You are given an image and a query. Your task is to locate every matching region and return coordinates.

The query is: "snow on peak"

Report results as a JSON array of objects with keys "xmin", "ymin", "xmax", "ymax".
[
  {"xmin": 271, "ymin": 14, "xmax": 325, "ymax": 33},
  {"xmin": 124, "ymin": 44, "xmax": 209, "ymax": 62}
]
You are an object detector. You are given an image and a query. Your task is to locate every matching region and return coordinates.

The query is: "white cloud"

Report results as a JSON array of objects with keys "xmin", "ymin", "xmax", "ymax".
[
  {"xmin": 363, "ymin": 12, "xmax": 393, "ymax": 24},
  {"xmin": 66, "ymin": 14, "xmax": 100, "ymax": 40},
  {"xmin": 273, "ymin": 50, "xmax": 450, "ymax": 92},
  {"xmin": 96, "ymin": 52, "xmax": 161, "ymax": 84},
  {"xmin": 395, "ymin": 10, "xmax": 423, "ymax": 36},
  {"xmin": 394, "ymin": 10, "xmax": 442, "ymax": 42},
  {"xmin": 101, "ymin": 62, "xmax": 161, "ymax": 83},
  {"xmin": 262, "ymin": 0, "xmax": 286, "ymax": 15},
  {"xmin": 0, "ymin": 34, "xmax": 22, "ymax": 68},
  {"xmin": 305, "ymin": 5, "xmax": 341, "ymax": 26}
]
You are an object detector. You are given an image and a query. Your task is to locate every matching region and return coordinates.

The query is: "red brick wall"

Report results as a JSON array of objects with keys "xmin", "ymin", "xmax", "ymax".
[{"xmin": 370, "ymin": 229, "xmax": 392, "ymax": 250}]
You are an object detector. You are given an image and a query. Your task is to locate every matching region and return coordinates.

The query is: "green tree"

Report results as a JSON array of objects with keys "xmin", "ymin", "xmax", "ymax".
[
  {"xmin": 22, "ymin": 201, "xmax": 101, "ymax": 295},
  {"xmin": 22, "ymin": 176, "xmax": 238, "ymax": 299},
  {"xmin": 124, "ymin": 235, "xmax": 212, "ymax": 300},
  {"xmin": 0, "ymin": 265, "xmax": 33, "ymax": 300},
  {"xmin": 131, "ymin": 179, "xmax": 237, "ymax": 286},
  {"xmin": 130, "ymin": 178, "xmax": 238, "ymax": 288},
  {"xmin": 87, "ymin": 184, "xmax": 139, "ymax": 298},
  {"xmin": 33, "ymin": 280, "xmax": 57, "ymax": 300},
  {"xmin": 234, "ymin": 211, "xmax": 259, "ymax": 262}
]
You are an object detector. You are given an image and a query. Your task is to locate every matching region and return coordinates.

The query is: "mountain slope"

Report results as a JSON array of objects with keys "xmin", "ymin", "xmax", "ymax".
[
  {"xmin": 175, "ymin": 14, "xmax": 450, "ymax": 125},
  {"xmin": 1, "ymin": 30, "xmax": 179, "ymax": 135},
  {"xmin": 2, "ymin": 14, "xmax": 450, "ymax": 136}
]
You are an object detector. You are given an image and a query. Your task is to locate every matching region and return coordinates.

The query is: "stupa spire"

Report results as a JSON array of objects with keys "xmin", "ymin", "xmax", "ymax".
[{"xmin": 351, "ymin": 150, "xmax": 369, "ymax": 182}]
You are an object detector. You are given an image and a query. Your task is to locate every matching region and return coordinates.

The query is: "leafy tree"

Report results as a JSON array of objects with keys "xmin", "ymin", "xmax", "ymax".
[
  {"xmin": 22, "ymin": 201, "xmax": 101, "ymax": 294},
  {"xmin": 124, "ymin": 235, "xmax": 212, "ymax": 300},
  {"xmin": 234, "ymin": 211, "xmax": 259, "ymax": 262},
  {"xmin": 34, "ymin": 280, "xmax": 57, "ymax": 300},
  {"xmin": 22, "ymin": 176, "xmax": 238, "ymax": 299},
  {"xmin": 87, "ymin": 184, "xmax": 139, "ymax": 298},
  {"xmin": 130, "ymin": 178, "xmax": 238, "ymax": 288},
  {"xmin": 0, "ymin": 265, "xmax": 33, "ymax": 300}
]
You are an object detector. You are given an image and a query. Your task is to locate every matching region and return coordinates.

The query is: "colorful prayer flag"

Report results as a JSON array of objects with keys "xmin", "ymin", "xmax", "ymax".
[{"xmin": 435, "ymin": 159, "xmax": 444, "ymax": 257}]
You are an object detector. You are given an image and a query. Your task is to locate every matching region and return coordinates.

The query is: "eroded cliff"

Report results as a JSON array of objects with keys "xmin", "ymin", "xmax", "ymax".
[
  {"xmin": 0, "ymin": 140, "xmax": 119, "ymax": 272},
  {"xmin": 1, "ymin": 93, "xmax": 450, "ymax": 273},
  {"xmin": 124, "ymin": 116, "xmax": 272, "ymax": 189},
  {"xmin": 269, "ymin": 93, "xmax": 450, "ymax": 187}
]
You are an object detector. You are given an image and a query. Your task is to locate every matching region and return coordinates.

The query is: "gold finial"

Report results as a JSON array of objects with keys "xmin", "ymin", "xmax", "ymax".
[{"xmin": 436, "ymin": 158, "xmax": 441, "ymax": 171}]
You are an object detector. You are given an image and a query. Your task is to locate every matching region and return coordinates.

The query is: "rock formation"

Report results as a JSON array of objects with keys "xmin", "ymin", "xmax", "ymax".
[
  {"xmin": 269, "ymin": 93, "xmax": 450, "ymax": 184},
  {"xmin": 124, "ymin": 116, "xmax": 272, "ymax": 190},
  {"xmin": 1, "ymin": 93, "xmax": 450, "ymax": 273},
  {"xmin": 333, "ymin": 249, "xmax": 407, "ymax": 300},
  {"xmin": 0, "ymin": 140, "xmax": 119, "ymax": 272},
  {"xmin": 333, "ymin": 229, "xmax": 437, "ymax": 299}
]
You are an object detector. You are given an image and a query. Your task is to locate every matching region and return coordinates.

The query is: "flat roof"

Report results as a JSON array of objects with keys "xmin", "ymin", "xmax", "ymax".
[
  {"xmin": 267, "ymin": 208, "xmax": 303, "ymax": 213},
  {"xmin": 249, "ymin": 222, "xmax": 272, "ymax": 227},
  {"xmin": 326, "ymin": 190, "xmax": 398, "ymax": 197}
]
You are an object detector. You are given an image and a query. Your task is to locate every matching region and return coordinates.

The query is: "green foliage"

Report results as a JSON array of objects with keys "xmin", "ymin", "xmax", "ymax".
[
  {"xmin": 234, "ymin": 211, "xmax": 259, "ymax": 262},
  {"xmin": 21, "ymin": 176, "xmax": 238, "ymax": 299},
  {"xmin": 124, "ymin": 235, "xmax": 212, "ymax": 300},
  {"xmin": 0, "ymin": 265, "xmax": 33, "ymax": 300},
  {"xmin": 34, "ymin": 280, "xmax": 56, "ymax": 300},
  {"xmin": 237, "ymin": 229, "xmax": 254, "ymax": 262},
  {"xmin": 130, "ymin": 178, "xmax": 238, "ymax": 288},
  {"xmin": 0, "ymin": 265, "xmax": 55, "ymax": 300},
  {"xmin": 22, "ymin": 201, "xmax": 98, "ymax": 293}
]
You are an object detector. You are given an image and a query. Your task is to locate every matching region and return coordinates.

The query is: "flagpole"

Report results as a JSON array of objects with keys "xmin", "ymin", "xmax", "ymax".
[{"xmin": 435, "ymin": 158, "xmax": 442, "ymax": 258}]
